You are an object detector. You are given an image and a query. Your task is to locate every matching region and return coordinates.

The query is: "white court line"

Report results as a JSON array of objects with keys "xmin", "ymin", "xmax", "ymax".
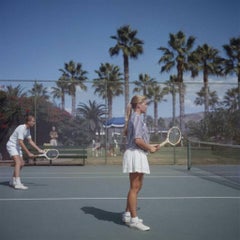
[
  {"xmin": 0, "ymin": 175, "xmax": 239, "ymax": 179},
  {"xmin": 0, "ymin": 196, "xmax": 239, "ymax": 201}
]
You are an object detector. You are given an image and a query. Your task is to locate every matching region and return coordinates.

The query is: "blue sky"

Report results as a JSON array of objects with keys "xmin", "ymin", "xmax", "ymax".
[{"xmin": 0, "ymin": 0, "xmax": 239, "ymax": 117}]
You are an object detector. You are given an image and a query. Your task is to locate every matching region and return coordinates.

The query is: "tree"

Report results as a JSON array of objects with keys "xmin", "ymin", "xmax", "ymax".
[
  {"xmin": 164, "ymin": 75, "xmax": 179, "ymax": 125},
  {"xmin": 93, "ymin": 63, "xmax": 123, "ymax": 119},
  {"xmin": 4, "ymin": 85, "xmax": 28, "ymax": 124},
  {"xmin": 59, "ymin": 60, "xmax": 88, "ymax": 116},
  {"xmin": 133, "ymin": 73, "xmax": 155, "ymax": 97},
  {"xmin": 147, "ymin": 81, "xmax": 167, "ymax": 133},
  {"xmin": 0, "ymin": 85, "xmax": 29, "ymax": 158},
  {"xmin": 109, "ymin": 25, "xmax": 144, "ymax": 118},
  {"xmin": 52, "ymin": 76, "xmax": 69, "ymax": 110},
  {"xmin": 158, "ymin": 31, "xmax": 195, "ymax": 132},
  {"xmin": 189, "ymin": 44, "xmax": 223, "ymax": 114},
  {"xmin": 222, "ymin": 36, "xmax": 240, "ymax": 110},
  {"xmin": 77, "ymin": 100, "xmax": 106, "ymax": 138},
  {"xmin": 194, "ymin": 86, "xmax": 219, "ymax": 111},
  {"xmin": 222, "ymin": 87, "xmax": 239, "ymax": 112},
  {"xmin": 145, "ymin": 115, "xmax": 154, "ymax": 133}
]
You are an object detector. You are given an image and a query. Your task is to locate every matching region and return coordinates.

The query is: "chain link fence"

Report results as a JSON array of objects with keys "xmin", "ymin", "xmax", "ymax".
[{"xmin": 0, "ymin": 79, "xmax": 239, "ymax": 165}]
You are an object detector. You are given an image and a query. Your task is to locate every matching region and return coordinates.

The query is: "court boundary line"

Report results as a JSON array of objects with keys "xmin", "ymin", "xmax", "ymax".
[
  {"xmin": 1, "ymin": 175, "xmax": 239, "ymax": 179},
  {"xmin": 0, "ymin": 196, "xmax": 239, "ymax": 201}
]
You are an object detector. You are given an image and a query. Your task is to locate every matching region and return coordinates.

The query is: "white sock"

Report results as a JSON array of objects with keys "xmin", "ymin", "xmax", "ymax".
[
  {"xmin": 131, "ymin": 217, "xmax": 139, "ymax": 223},
  {"xmin": 15, "ymin": 177, "xmax": 21, "ymax": 185},
  {"xmin": 124, "ymin": 211, "xmax": 131, "ymax": 217}
]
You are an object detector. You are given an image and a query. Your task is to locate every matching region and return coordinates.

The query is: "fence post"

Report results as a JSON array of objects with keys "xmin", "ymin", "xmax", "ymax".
[{"xmin": 187, "ymin": 140, "xmax": 191, "ymax": 170}]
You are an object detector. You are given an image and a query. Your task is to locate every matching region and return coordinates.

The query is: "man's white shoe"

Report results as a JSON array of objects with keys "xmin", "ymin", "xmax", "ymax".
[
  {"xmin": 14, "ymin": 183, "xmax": 28, "ymax": 190},
  {"xmin": 129, "ymin": 221, "xmax": 150, "ymax": 231}
]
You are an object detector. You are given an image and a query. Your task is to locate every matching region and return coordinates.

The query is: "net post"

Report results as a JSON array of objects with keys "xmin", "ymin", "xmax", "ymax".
[{"xmin": 187, "ymin": 139, "xmax": 191, "ymax": 170}]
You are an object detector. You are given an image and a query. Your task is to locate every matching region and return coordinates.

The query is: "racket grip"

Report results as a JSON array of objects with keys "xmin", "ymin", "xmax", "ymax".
[{"xmin": 159, "ymin": 140, "xmax": 167, "ymax": 148}]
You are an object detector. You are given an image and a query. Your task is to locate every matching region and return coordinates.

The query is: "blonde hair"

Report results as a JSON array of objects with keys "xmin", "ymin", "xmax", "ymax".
[{"xmin": 123, "ymin": 95, "xmax": 147, "ymax": 136}]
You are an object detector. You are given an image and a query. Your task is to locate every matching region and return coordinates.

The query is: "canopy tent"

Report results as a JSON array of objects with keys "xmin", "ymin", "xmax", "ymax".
[{"xmin": 103, "ymin": 117, "xmax": 125, "ymax": 128}]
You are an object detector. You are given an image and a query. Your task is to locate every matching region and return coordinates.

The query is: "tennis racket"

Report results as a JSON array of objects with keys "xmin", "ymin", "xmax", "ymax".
[
  {"xmin": 158, "ymin": 126, "xmax": 181, "ymax": 147},
  {"xmin": 34, "ymin": 149, "xmax": 59, "ymax": 160}
]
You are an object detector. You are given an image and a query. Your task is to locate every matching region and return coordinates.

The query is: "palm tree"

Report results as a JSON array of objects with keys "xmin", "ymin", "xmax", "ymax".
[
  {"xmin": 147, "ymin": 81, "xmax": 167, "ymax": 133},
  {"xmin": 222, "ymin": 36, "xmax": 240, "ymax": 110},
  {"xmin": 109, "ymin": 25, "xmax": 144, "ymax": 118},
  {"xmin": 133, "ymin": 73, "xmax": 156, "ymax": 121},
  {"xmin": 194, "ymin": 86, "xmax": 219, "ymax": 111},
  {"xmin": 222, "ymin": 87, "xmax": 239, "ymax": 112},
  {"xmin": 164, "ymin": 75, "xmax": 179, "ymax": 125},
  {"xmin": 59, "ymin": 60, "xmax": 88, "ymax": 116},
  {"xmin": 133, "ymin": 73, "xmax": 155, "ymax": 97},
  {"xmin": 52, "ymin": 76, "xmax": 69, "ymax": 110},
  {"xmin": 29, "ymin": 82, "xmax": 49, "ymax": 100},
  {"xmin": 158, "ymin": 31, "xmax": 195, "ymax": 132},
  {"xmin": 189, "ymin": 44, "xmax": 223, "ymax": 114},
  {"xmin": 77, "ymin": 100, "xmax": 107, "ymax": 138},
  {"xmin": 93, "ymin": 63, "xmax": 123, "ymax": 119}
]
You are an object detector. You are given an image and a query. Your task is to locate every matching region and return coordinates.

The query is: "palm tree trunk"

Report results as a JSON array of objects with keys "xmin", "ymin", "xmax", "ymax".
[
  {"xmin": 204, "ymin": 69, "xmax": 209, "ymax": 115},
  {"xmin": 61, "ymin": 93, "xmax": 65, "ymax": 110},
  {"xmin": 177, "ymin": 67, "xmax": 185, "ymax": 132},
  {"xmin": 72, "ymin": 92, "xmax": 76, "ymax": 116},
  {"xmin": 123, "ymin": 55, "xmax": 129, "ymax": 118},
  {"xmin": 238, "ymin": 74, "xmax": 240, "ymax": 111},
  {"xmin": 108, "ymin": 96, "xmax": 113, "ymax": 119},
  {"xmin": 154, "ymin": 100, "xmax": 158, "ymax": 133},
  {"xmin": 172, "ymin": 83, "xmax": 176, "ymax": 125},
  {"xmin": 179, "ymin": 82, "xmax": 185, "ymax": 132}
]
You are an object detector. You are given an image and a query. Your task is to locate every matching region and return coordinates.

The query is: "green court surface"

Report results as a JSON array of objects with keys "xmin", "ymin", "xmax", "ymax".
[{"xmin": 0, "ymin": 165, "xmax": 239, "ymax": 240}]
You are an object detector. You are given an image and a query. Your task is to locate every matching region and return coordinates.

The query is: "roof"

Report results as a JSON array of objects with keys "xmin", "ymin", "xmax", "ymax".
[{"xmin": 103, "ymin": 117, "xmax": 125, "ymax": 128}]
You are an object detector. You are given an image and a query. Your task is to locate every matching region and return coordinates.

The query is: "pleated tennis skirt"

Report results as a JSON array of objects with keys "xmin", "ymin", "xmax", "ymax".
[{"xmin": 122, "ymin": 149, "xmax": 150, "ymax": 174}]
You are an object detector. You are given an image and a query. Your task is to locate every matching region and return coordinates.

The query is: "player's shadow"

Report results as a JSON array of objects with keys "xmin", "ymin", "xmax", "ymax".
[
  {"xmin": 0, "ymin": 181, "xmax": 48, "ymax": 188},
  {"xmin": 81, "ymin": 206, "xmax": 125, "ymax": 226},
  {"xmin": 0, "ymin": 181, "xmax": 11, "ymax": 187}
]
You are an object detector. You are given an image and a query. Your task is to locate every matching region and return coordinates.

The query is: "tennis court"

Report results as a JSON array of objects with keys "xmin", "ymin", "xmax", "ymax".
[{"xmin": 0, "ymin": 164, "xmax": 239, "ymax": 240}]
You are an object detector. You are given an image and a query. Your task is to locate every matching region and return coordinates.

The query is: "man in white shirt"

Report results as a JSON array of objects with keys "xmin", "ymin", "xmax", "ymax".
[{"xmin": 6, "ymin": 115, "xmax": 44, "ymax": 190}]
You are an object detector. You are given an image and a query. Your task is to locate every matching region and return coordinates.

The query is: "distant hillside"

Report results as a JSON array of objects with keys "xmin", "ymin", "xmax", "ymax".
[{"xmin": 163, "ymin": 112, "xmax": 204, "ymax": 126}]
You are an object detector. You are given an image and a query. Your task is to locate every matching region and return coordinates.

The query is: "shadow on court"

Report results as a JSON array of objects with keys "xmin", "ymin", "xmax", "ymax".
[
  {"xmin": 81, "ymin": 206, "xmax": 125, "ymax": 226},
  {"xmin": 0, "ymin": 181, "xmax": 10, "ymax": 187}
]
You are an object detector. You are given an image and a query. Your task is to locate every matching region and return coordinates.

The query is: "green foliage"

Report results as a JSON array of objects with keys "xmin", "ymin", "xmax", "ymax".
[
  {"xmin": 150, "ymin": 133, "xmax": 161, "ymax": 143},
  {"xmin": 187, "ymin": 109, "xmax": 240, "ymax": 144}
]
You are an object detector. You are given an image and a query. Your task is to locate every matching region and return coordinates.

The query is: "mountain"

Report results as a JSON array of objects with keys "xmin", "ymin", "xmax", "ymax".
[{"xmin": 163, "ymin": 112, "xmax": 204, "ymax": 127}]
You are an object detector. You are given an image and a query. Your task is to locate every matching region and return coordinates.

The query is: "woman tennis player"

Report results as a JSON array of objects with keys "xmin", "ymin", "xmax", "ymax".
[
  {"xmin": 6, "ymin": 115, "xmax": 44, "ymax": 190},
  {"xmin": 122, "ymin": 95, "xmax": 160, "ymax": 231}
]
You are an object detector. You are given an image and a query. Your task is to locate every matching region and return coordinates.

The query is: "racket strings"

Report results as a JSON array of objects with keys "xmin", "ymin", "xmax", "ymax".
[
  {"xmin": 168, "ymin": 128, "xmax": 181, "ymax": 144},
  {"xmin": 46, "ymin": 150, "xmax": 59, "ymax": 158}
]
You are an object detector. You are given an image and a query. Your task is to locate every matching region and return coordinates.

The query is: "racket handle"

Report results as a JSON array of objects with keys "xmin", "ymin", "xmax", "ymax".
[{"xmin": 159, "ymin": 140, "xmax": 168, "ymax": 148}]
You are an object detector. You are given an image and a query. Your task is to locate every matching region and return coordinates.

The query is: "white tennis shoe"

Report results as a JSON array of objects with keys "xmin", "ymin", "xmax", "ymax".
[
  {"xmin": 14, "ymin": 183, "xmax": 28, "ymax": 190},
  {"xmin": 129, "ymin": 221, "xmax": 150, "ymax": 231}
]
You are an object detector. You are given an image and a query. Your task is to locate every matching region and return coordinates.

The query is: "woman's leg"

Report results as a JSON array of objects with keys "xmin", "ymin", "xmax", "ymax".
[{"xmin": 126, "ymin": 172, "xmax": 144, "ymax": 218}]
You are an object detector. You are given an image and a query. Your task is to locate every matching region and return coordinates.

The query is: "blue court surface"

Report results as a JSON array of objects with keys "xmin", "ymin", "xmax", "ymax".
[{"xmin": 0, "ymin": 165, "xmax": 239, "ymax": 240}]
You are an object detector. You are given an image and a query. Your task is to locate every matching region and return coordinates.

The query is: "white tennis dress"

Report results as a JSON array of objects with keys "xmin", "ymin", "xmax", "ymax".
[
  {"xmin": 123, "ymin": 113, "xmax": 150, "ymax": 174},
  {"xmin": 6, "ymin": 124, "xmax": 31, "ymax": 157}
]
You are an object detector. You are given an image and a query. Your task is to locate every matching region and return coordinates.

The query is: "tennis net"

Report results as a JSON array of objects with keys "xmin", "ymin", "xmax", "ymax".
[
  {"xmin": 187, "ymin": 139, "xmax": 240, "ymax": 186},
  {"xmin": 187, "ymin": 139, "xmax": 240, "ymax": 168}
]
